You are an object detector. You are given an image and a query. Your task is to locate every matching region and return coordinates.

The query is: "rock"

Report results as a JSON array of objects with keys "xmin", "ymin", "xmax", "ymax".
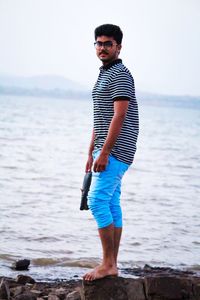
[
  {"xmin": 11, "ymin": 259, "xmax": 30, "ymax": 271},
  {"xmin": 83, "ymin": 270, "xmax": 200, "ymax": 300},
  {"xmin": 144, "ymin": 276, "xmax": 193, "ymax": 299},
  {"xmin": 0, "ymin": 278, "xmax": 10, "ymax": 300},
  {"xmin": 125, "ymin": 278, "xmax": 146, "ymax": 300},
  {"xmin": 193, "ymin": 282, "xmax": 200, "ymax": 299},
  {"xmin": 16, "ymin": 275, "xmax": 35, "ymax": 284},
  {"xmin": 10, "ymin": 286, "xmax": 25, "ymax": 297},
  {"xmin": 122, "ymin": 265, "xmax": 194, "ymax": 278},
  {"xmin": 30, "ymin": 289, "xmax": 42, "ymax": 297},
  {"xmin": 15, "ymin": 292, "xmax": 37, "ymax": 300},
  {"xmin": 83, "ymin": 276, "xmax": 147, "ymax": 300},
  {"xmin": 84, "ymin": 276, "xmax": 130, "ymax": 300},
  {"xmin": 65, "ymin": 290, "xmax": 81, "ymax": 300},
  {"xmin": 48, "ymin": 294, "xmax": 60, "ymax": 300},
  {"xmin": 55, "ymin": 287, "xmax": 67, "ymax": 299}
]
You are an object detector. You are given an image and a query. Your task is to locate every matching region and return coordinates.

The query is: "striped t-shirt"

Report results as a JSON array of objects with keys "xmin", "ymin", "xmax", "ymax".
[{"xmin": 92, "ymin": 59, "xmax": 139, "ymax": 165}]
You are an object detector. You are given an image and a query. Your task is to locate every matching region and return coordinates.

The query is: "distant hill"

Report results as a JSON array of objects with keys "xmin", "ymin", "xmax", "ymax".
[
  {"xmin": 0, "ymin": 74, "xmax": 90, "ymax": 99},
  {"xmin": 136, "ymin": 91, "xmax": 200, "ymax": 109},
  {"xmin": 0, "ymin": 74, "xmax": 199, "ymax": 108},
  {"xmin": 0, "ymin": 74, "xmax": 86, "ymax": 90}
]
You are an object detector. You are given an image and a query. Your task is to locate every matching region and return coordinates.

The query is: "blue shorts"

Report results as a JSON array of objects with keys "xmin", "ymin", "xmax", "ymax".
[{"xmin": 88, "ymin": 150, "xmax": 129, "ymax": 229}]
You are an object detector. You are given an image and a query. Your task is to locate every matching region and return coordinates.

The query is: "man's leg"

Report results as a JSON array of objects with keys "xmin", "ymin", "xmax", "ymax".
[
  {"xmin": 99, "ymin": 223, "xmax": 115, "ymax": 267},
  {"xmin": 83, "ymin": 152, "xmax": 129, "ymax": 281},
  {"xmin": 114, "ymin": 227, "xmax": 122, "ymax": 264},
  {"xmin": 83, "ymin": 186, "xmax": 122, "ymax": 281},
  {"xmin": 83, "ymin": 152, "xmax": 119, "ymax": 281},
  {"xmin": 83, "ymin": 223, "xmax": 118, "ymax": 281},
  {"xmin": 109, "ymin": 182, "xmax": 123, "ymax": 265},
  {"xmin": 110, "ymin": 158, "xmax": 129, "ymax": 266}
]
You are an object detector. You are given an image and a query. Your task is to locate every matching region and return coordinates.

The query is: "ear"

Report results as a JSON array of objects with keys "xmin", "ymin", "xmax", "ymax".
[
  {"xmin": 117, "ymin": 44, "xmax": 122, "ymax": 50},
  {"xmin": 117, "ymin": 44, "xmax": 122, "ymax": 54}
]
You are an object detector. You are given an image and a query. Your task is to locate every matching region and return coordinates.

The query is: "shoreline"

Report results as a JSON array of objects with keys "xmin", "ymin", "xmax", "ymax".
[{"xmin": 1, "ymin": 265, "xmax": 200, "ymax": 300}]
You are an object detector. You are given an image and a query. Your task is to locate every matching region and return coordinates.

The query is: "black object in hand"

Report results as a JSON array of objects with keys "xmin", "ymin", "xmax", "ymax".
[{"xmin": 80, "ymin": 172, "xmax": 92, "ymax": 210}]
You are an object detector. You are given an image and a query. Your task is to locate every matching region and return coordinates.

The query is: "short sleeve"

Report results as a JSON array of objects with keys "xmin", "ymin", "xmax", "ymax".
[{"xmin": 110, "ymin": 70, "xmax": 133, "ymax": 101}]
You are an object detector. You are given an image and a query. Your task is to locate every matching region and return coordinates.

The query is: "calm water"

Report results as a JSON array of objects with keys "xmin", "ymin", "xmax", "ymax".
[{"xmin": 0, "ymin": 95, "xmax": 200, "ymax": 280}]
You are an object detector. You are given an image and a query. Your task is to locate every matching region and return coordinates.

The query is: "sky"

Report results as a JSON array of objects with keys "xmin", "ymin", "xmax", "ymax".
[{"xmin": 0, "ymin": 0, "xmax": 199, "ymax": 96}]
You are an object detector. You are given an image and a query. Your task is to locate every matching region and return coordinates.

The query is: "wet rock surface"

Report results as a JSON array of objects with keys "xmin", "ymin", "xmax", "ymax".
[
  {"xmin": 11, "ymin": 260, "xmax": 30, "ymax": 271},
  {"xmin": 0, "ymin": 266, "xmax": 200, "ymax": 300}
]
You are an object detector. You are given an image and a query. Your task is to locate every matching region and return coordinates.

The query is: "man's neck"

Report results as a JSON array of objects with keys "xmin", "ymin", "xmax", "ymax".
[{"xmin": 101, "ymin": 59, "xmax": 122, "ymax": 70}]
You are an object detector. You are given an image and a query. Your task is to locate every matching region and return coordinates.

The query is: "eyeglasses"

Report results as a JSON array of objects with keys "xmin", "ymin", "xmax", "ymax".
[{"xmin": 94, "ymin": 41, "xmax": 117, "ymax": 50}]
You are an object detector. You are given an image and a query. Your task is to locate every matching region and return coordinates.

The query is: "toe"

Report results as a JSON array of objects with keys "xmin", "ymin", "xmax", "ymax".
[
  {"xmin": 83, "ymin": 272, "xmax": 92, "ymax": 281},
  {"xmin": 88, "ymin": 273, "xmax": 94, "ymax": 281},
  {"xmin": 83, "ymin": 273, "xmax": 89, "ymax": 281},
  {"xmin": 89, "ymin": 274, "xmax": 95, "ymax": 281}
]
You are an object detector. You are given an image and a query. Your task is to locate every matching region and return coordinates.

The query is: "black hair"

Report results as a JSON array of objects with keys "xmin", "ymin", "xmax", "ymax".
[{"xmin": 94, "ymin": 24, "xmax": 123, "ymax": 44}]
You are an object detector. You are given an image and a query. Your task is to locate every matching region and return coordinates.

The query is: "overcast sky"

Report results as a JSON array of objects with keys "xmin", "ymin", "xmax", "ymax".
[{"xmin": 0, "ymin": 0, "xmax": 199, "ymax": 96}]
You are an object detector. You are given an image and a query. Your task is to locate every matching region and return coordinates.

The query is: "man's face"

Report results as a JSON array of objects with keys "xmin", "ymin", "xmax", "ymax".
[{"xmin": 94, "ymin": 35, "xmax": 121, "ymax": 64}]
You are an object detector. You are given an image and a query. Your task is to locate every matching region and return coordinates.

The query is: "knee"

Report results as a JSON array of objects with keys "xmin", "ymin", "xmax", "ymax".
[
  {"xmin": 110, "ymin": 205, "xmax": 122, "ymax": 227},
  {"xmin": 89, "ymin": 198, "xmax": 113, "ymax": 229},
  {"xmin": 89, "ymin": 200, "xmax": 100, "ymax": 216}
]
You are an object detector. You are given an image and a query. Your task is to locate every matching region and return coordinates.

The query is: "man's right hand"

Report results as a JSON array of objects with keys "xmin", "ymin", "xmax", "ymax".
[{"xmin": 85, "ymin": 154, "xmax": 93, "ymax": 173}]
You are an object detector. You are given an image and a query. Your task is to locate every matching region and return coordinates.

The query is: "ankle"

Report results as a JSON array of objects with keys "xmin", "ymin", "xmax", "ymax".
[{"xmin": 102, "ymin": 261, "xmax": 116, "ymax": 268}]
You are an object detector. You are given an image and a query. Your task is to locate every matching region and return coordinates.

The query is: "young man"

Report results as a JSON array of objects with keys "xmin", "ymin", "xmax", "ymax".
[{"xmin": 83, "ymin": 24, "xmax": 139, "ymax": 281}]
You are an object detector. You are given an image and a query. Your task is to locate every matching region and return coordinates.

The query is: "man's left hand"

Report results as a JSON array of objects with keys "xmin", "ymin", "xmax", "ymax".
[{"xmin": 93, "ymin": 153, "xmax": 109, "ymax": 172}]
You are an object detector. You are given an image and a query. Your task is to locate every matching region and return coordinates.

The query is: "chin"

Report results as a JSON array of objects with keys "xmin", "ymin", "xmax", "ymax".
[{"xmin": 99, "ymin": 57, "xmax": 109, "ymax": 62}]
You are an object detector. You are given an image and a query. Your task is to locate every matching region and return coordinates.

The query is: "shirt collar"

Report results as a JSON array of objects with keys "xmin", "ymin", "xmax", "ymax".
[{"xmin": 100, "ymin": 59, "xmax": 122, "ymax": 71}]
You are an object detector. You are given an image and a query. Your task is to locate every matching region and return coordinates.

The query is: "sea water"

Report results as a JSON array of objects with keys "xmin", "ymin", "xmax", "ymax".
[{"xmin": 0, "ymin": 95, "xmax": 199, "ymax": 280}]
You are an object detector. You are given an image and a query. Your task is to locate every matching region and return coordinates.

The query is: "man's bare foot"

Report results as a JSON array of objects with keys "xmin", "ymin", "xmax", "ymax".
[{"xmin": 83, "ymin": 264, "xmax": 118, "ymax": 281}]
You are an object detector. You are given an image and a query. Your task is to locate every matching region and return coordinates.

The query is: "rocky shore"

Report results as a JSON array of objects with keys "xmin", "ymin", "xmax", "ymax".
[{"xmin": 1, "ymin": 266, "xmax": 200, "ymax": 300}]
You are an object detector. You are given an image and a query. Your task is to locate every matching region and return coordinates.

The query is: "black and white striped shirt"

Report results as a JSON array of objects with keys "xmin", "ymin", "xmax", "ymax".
[{"xmin": 92, "ymin": 59, "xmax": 139, "ymax": 165}]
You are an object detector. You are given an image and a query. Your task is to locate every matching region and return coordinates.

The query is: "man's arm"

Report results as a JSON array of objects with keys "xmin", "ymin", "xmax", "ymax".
[
  {"xmin": 85, "ymin": 129, "xmax": 95, "ymax": 172},
  {"xmin": 93, "ymin": 100, "xmax": 129, "ymax": 172}
]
